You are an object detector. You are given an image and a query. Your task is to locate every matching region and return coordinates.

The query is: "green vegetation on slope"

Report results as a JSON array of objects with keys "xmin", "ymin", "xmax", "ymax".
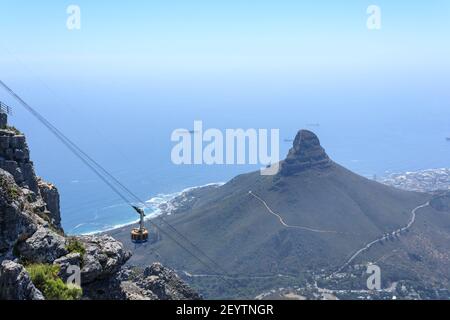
[
  {"xmin": 26, "ymin": 264, "xmax": 82, "ymax": 300},
  {"xmin": 0, "ymin": 175, "xmax": 20, "ymax": 201},
  {"xmin": 5, "ymin": 125, "xmax": 21, "ymax": 135},
  {"xmin": 66, "ymin": 238, "xmax": 86, "ymax": 256}
]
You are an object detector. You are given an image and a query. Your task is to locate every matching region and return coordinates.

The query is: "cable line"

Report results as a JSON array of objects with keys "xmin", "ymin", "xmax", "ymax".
[
  {"xmin": 0, "ymin": 79, "xmax": 241, "ymax": 291},
  {"xmin": 1, "ymin": 80, "xmax": 231, "ymax": 277}
]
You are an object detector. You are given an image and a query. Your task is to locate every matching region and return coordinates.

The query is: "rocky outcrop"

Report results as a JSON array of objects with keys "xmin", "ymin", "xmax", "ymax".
[
  {"xmin": 0, "ymin": 112, "xmax": 200, "ymax": 300},
  {"xmin": 38, "ymin": 180, "xmax": 62, "ymax": 230},
  {"xmin": 77, "ymin": 235, "xmax": 131, "ymax": 284},
  {"xmin": 1, "ymin": 170, "xmax": 197, "ymax": 300},
  {"xmin": 118, "ymin": 281, "xmax": 156, "ymax": 300},
  {"xmin": 280, "ymin": 130, "xmax": 332, "ymax": 176},
  {"xmin": 82, "ymin": 263, "xmax": 201, "ymax": 300},
  {"xmin": 0, "ymin": 113, "xmax": 61, "ymax": 232},
  {"xmin": 140, "ymin": 263, "xmax": 201, "ymax": 300},
  {"xmin": 0, "ymin": 169, "xmax": 37, "ymax": 256},
  {"xmin": 17, "ymin": 226, "xmax": 68, "ymax": 264},
  {"xmin": 0, "ymin": 260, "xmax": 44, "ymax": 300},
  {"xmin": 74, "ymin": 237, "xmax": 200, "ymax": 300},
  {"xmin": 0, "ymin": 128, "xmax": 37, "ymax": 194}
]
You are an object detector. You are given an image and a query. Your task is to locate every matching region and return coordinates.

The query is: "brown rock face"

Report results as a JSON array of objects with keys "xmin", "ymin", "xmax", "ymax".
[
  {"xmin": 0, "ymin": 131, "xmax": 37, "ymax": 194},
  {"xmin": 280, "ymin": 130, "xmax": 331, "ymax": 176},
  {"xmin": 38, "ymin": 181, "xmax": 62, "ymax": 230},
  {"xmin": 0, "ymin": 260, "xmax": 44, "ymax": 300},
  {"xmin": 0, "ymin": 113, "xmax": 61, "ymax": 232},
  {"xmin": 141, "ymin": 263, "xmax": 202, "ymax": 300},
  {"xmin": 0, "ymin": 169, "xmax": 37, "ymax": 255},
  {"xmin": 82, "ymin": 263, "xmax": 202, "ymax": 300}
]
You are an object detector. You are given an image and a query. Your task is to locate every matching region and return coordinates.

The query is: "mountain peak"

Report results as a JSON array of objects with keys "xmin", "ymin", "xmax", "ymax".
[{"xmin": 280, "ymin": 130, "xmax": 331, "ymax": 175}]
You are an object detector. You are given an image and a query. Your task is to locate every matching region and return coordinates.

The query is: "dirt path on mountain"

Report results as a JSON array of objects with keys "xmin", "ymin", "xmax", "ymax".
[
  {"xmin": 249, "ymin": 190, "xmax": 430, "ymax": 275},
  {"xmin": 249, "ymin": 191, "xmax": 342, "ymax": 234},
  {"xmin": 332, "ymin": 201, "xmax": 430, "ymax": 275}
]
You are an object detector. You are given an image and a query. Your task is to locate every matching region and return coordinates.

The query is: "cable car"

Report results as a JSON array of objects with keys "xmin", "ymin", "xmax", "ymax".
[{"xmin": 131, "ymin": 206, "xmax": 149, "ymax": 243}]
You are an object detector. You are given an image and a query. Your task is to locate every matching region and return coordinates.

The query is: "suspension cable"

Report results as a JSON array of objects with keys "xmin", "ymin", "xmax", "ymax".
[{"xmin": 0, "ymin": 79, "xmax": 241, "ymax": 291}]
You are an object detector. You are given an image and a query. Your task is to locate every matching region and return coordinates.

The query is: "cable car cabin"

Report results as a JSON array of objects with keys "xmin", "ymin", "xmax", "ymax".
[
  {"xmin": 131, "ymin": 205, "xmax": 149, "ymax": 243},
  {"xmin": 131, "ymin": 228, "xmax": 149, "ymax": 243}
]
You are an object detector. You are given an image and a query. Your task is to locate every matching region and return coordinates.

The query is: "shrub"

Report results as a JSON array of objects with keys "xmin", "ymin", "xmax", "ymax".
[
  {"xmin": 66, "ymin": 238, "xmax": 86, "ymax": 256},
  {"xmin": 5, "ymin": 125, "xmax": 21, "ymax": 135},
  {"xmin": 8, "ymin": 186, "xmax": 20, "ymax": 199},
  {"xmin": 26, "ymin": 264, "xmax": 82, "ymax": 300},
  {"xmin": 0, "ymin": 175, "xmax": 20, "ymax": 201}
]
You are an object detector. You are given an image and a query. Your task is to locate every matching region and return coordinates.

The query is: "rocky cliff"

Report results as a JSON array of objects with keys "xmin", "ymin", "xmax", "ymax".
[
  {"xmin": 280, "ymin": 130, "xmax": 332, "ymax": 176},
  {"xmin": 0, "ymin": 113, "xmax": 200, "ymax": 300}
]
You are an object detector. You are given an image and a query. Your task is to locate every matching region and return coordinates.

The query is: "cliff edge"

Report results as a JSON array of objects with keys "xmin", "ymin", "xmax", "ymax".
[{"xmin": 0, "ymin": 112, "xmax": 200, "ymax": 300}]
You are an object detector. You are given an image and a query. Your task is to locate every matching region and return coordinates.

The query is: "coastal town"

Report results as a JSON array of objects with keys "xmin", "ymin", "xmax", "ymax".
[{"xmin": 379, "ymin": 168, "xmax": 450, "ymax": 193}]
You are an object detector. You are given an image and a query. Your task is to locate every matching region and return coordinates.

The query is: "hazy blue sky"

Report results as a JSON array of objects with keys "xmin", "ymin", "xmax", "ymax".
[{"xmin": 1, "ymin": 1, "xmax": 449, "ymax": 77}]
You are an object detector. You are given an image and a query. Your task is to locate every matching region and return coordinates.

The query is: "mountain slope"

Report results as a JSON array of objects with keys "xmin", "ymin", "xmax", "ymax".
[{"xmin": 110, "ymin": 130, "xmax": 444, "ymax": 296}]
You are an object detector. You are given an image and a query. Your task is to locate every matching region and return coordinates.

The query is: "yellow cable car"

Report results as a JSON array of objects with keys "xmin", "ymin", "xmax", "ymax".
[{"xmin": 131, "ymin": 206, "xmax": 149, "ymax": 243}]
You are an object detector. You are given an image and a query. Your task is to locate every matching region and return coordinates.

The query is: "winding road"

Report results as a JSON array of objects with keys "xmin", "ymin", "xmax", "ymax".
[
  {"xmin": 332, "ymin": 201, "xmax": 430, "ymax": 275},
  {"xmin": 248, "ymin": 190, "xmax": 431, "ymax": 275},
  {"xmin": 181, "ymin": 270, "xmax": 297, "ymax": 280},
  {"xmin": 248, "ymin": 191, "xmax": 339, "ymax": 234}
]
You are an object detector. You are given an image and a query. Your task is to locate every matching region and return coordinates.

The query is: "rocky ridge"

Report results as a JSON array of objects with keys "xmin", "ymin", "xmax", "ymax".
[{"xmin": 0, "ymin": 112, "xmax": 200, "ymax": 300}]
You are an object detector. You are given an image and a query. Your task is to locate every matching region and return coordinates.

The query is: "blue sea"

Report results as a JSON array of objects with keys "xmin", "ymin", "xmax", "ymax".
[{"xmin": 2, "ymin": 69, "xmax": 450, "ymax": 235}]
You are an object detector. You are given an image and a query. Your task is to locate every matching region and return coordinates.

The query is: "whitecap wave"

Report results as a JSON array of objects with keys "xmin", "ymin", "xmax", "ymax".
[{"xmin": 78, "ymin": 182, "xmax": 224, "ymax": 235}]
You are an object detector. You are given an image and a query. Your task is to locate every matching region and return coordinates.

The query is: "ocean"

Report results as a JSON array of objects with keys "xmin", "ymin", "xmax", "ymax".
[{"xmin": 2, "ymin": 70, "xmax": 450, "ymax": 235}]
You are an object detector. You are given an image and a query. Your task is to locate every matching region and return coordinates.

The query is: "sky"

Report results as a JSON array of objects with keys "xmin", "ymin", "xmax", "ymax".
[
  {"xmin": 1, "ymin": 1, "xmax": 449, "ymax": 77},
  {"xmin": 0, "ymin": 1, "xmax": 449, "ymax": 233}
]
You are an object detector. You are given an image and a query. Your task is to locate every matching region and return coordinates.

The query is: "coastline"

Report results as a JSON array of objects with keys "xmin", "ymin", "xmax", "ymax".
[{"xmin": 75, "ymin": 182, "xmax": 225, "ymax": 236}]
